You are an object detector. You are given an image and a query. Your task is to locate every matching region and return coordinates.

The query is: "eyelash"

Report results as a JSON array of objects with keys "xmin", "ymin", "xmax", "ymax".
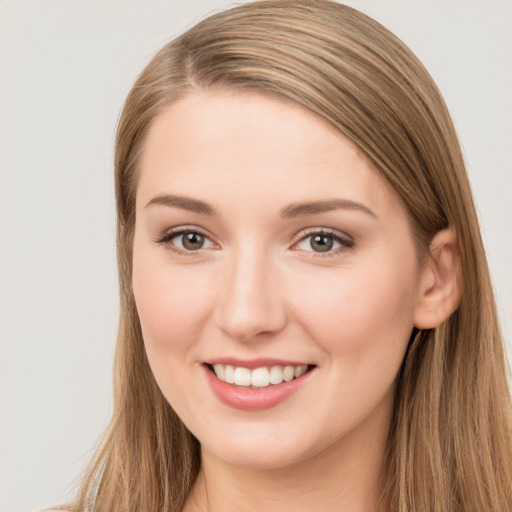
[
  {"xmin": 154, "ymin": 227, "xmax": 355, "ymax": 257},
  {"xmin": 154, "ymin": 226, "xmax": 214, "ymax": 257},
  {"xmin": 294, "ymin": 228, "xmax": 355, "ymax": 258}
]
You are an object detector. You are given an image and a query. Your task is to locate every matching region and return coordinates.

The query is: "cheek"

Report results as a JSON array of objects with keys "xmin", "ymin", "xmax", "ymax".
[
  {"xmin": 132, "ymin": 248, "xmax": 219, "ymax": 420},
  {"xmin": 283, "ymin": 255, "xmax": 418, "ymax": 432},
  {"xmin": 288, "ymin": 255, "xmax": 418, "ymax": 357},
  {"xmin": 132, "ymin": 246, "xmax": 215, "ymax": 360}
]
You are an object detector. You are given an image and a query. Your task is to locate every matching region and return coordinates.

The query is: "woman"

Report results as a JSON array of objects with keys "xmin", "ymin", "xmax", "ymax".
[{"xmin": 69, "ymin": 1, "xmax": 512, "ymax": 510}]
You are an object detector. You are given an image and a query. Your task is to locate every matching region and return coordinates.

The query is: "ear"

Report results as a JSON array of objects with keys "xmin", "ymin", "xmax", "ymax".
[{"xmin": 414, "ymin": 228, "xmax": 462, "ymax": 329}]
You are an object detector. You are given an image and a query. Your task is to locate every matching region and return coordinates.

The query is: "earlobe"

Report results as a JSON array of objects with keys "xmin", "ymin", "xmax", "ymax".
[{"xmin": 413, "ymin": 228, "xmax": 462, "ymax": 329}]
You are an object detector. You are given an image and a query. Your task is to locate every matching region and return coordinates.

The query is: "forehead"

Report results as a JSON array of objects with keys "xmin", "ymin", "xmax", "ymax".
[{"xmin": 137, "ymin": 90, "xmax": 401, "ymax": 220}]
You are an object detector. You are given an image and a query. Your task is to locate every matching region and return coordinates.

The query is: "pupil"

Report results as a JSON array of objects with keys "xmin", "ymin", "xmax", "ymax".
[
  {"xmin": 183, "ymin": 232, "xmax": 204, "ymax": 250},
  {"xmin": 311, "ymin": 235, "xmax": 333, "ymax": 252}
]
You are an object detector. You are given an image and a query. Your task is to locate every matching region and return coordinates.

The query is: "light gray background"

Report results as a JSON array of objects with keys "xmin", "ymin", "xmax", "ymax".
[{"xmin": 1, "ymin": 1, "xmax": 511, "ymax": 511}]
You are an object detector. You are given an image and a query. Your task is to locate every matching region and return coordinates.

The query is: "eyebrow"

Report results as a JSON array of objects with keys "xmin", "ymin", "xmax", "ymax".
[
  {"xmin": 145, "ymin": 194, "xmax": 376, "ymax": 219},
  {"xmin": 145, "ymin": 194, "xmax": 215, "ymax": 215},
  {"xmin": 281, "ymin": 198, "xmax": 376, "ymax": 219}
]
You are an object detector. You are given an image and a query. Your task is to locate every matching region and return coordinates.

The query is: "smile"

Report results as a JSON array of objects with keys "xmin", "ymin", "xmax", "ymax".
[
  {"xmin": 204, "ymin": 360, "xmax": 315, "ymax": 410},
  {"xmin": 211, "ymin": 363, "xmax": 309, "ymax": 388}
]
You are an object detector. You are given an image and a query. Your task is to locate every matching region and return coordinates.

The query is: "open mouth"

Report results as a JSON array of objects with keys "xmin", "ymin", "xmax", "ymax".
[{"xmin": 205, "ymin": 363, "xmax": 315, "ymax": 388}]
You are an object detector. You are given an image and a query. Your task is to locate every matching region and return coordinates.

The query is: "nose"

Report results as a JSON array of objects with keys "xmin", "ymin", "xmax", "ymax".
[{"xmin": 214, "ymin": 247, "xmax": 287, "ymax": 343}]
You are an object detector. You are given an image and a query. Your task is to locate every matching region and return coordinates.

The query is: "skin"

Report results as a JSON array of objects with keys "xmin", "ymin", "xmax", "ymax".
[{"xmin": 132, "ymin": 90, "xmax": 452, "ymax": 512}]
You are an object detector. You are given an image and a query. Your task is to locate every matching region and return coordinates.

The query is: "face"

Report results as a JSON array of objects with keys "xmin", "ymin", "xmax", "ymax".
[{"xmin": 132, "ymin": 90, "xmax": 425, "ymax": 470}]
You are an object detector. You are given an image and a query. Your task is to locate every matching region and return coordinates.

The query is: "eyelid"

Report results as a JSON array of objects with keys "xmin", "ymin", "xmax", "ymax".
[
  {"xmin": 291, "ymin": 227, "xmax": 355, "ymax": 256},
  {"xmin": 154, "ymin": 225, "xmax": 354, "ymax": 257},
  {"xmin": 154, "ymin": 225, "xmax": 217, "ymax": 256}
]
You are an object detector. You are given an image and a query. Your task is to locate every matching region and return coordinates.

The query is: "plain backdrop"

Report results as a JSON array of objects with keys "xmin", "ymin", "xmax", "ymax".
[{"xmin": 1, "ymin": 1, "xmax": 511, "ymax": 510}]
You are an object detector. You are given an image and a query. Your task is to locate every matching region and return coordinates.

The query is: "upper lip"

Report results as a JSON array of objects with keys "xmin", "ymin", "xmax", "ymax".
[{"xmin": 204, "ymin": 357, "xmax": 314, "ymax": 369}]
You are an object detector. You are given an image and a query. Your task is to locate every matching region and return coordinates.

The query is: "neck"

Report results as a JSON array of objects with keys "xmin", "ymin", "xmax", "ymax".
[{"xmin": 184, "ymin": 412, "xmax": 390, "ymax": 512}]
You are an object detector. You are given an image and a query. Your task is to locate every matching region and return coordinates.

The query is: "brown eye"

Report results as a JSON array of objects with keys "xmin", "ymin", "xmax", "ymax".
[
  {"xmin": 310, "ymin": 234, "xmax": 334, "ymax": 252},
  {"xmin": 295, "ymin": 230, "xmax": 353, "ymax": 255},
  {"xmin": 181, "ymin": 231, "xmax": 206, "ymax": 250},
  {"xmin": 157, "ymin": 229, "xmax": 215, "ymax": 253}
]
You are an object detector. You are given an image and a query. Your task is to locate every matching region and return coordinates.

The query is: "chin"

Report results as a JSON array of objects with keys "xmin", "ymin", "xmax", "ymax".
[
  {"xmin": 206, "ymin": 442, "xmax": 306, "ymax": 470},
  {"xmin": 197, "ymin": 421, "xmax": 329, "ymax": 470}
]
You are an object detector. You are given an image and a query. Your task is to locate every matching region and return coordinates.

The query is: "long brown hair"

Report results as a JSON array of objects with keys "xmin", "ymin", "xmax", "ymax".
[{"xmin": 73, "ymin": 1, "xmax": 512, "ymax": 510}]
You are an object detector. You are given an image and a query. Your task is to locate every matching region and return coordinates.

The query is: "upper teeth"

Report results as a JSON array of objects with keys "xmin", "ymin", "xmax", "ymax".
[{"xmin": 212, "ymin": 364, "xmax": 308, "ymax": 387}]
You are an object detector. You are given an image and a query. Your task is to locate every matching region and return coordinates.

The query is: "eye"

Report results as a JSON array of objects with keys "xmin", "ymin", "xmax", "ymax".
[
  {"xmin": 295, "ymin": 230, "xmax": 353, "ymax": 254},
  {"xmin": 156, "ymin": 228, "xmax": 215, "ymax": 254},
  {"xmin": 176, "ymin": 231, "xmax": 212, "ymax": 251}
]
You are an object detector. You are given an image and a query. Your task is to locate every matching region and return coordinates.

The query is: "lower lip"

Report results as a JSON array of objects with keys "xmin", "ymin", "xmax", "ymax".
[{"xmin": 204, "ymin": 366, "xmax": 312, "ymax": 411}]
